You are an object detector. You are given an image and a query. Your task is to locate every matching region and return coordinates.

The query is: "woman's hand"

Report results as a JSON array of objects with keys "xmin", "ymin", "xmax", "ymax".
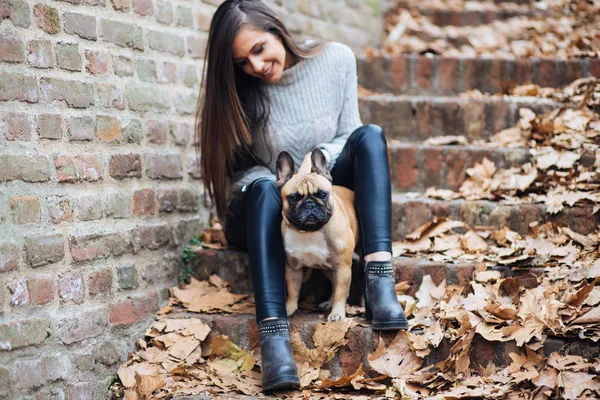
[{"xmin": 298, "ymin": 152, "xmax": 312, "ymax": 175}]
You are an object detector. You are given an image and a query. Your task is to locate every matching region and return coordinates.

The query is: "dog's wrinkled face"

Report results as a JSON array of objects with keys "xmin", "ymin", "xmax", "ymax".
[{"xmin": 276, "ymin": 149, "xmax": 333, "ymax": 232}]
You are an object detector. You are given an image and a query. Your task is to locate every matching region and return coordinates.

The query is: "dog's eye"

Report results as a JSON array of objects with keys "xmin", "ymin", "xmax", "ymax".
[
  {"xmin": 316, "ymin": 191, "xmax": 328, "ymax": 199},
  {"xmin": 288, "ymin": 193, "xmax": 301, "ymax": 203}
]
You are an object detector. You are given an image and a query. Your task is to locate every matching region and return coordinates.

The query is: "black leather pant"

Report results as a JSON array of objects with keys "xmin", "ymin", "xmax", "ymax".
[{"xmin": 225, "ymin": 124, "xmax": 392, "ymax": 322}]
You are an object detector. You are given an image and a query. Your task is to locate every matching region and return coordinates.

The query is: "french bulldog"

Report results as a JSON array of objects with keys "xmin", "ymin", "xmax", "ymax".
[{"xmin": 275, "ymin": 148, "xmax": 359, "ymax": 321}]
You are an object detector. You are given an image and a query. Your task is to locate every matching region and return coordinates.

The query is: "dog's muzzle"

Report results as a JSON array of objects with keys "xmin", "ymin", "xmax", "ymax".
[{"xmin": 289, "ymin": 201, "xmax": 332, "ymax": 232}]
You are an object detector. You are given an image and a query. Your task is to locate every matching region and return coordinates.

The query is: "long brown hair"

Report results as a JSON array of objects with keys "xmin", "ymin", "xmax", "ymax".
[{"xmin": 195, "ymin": 0, "xmax": 326, "ymax": 221}]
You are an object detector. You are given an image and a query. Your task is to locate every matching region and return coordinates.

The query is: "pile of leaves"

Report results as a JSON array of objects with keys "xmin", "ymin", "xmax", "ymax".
[
  {"xmin": 425, "ymin": 77, "xmax": 600, "ymax": 214},
  {"xmin": 373, "ymin": 0, "xmax": 600, "ymax": 58}
]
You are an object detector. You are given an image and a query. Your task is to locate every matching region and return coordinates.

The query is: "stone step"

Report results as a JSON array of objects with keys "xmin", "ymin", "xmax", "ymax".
[
  {"xmin": 390, "ymin": 193, "xmax": 598, "ymax": 240},
  {"xmin": 166, "ymin": 310, "xmax": 600, "ymax": 385},
  {"xmin": 359, "ymin": 94, "xmax": 560, "ymax": 142},
  {"xmin": 388, "ymin": 142, "xmax": 531, "ymax": 192},
  {"xmin": 357, "ymin": 54, "xmax": 599, "ymax": 96},
  {"xmin": 192, "ymin": 249, "xmax": 541, "ymax": 299},
  {"xmin": 416, "ymin": 6, "xmax": 546, "ymax": 27}
]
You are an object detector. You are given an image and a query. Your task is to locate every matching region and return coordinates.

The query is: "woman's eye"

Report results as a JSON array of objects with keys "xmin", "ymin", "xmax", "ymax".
[{"xmin": 255, "ymin": 44, "xmax": 264, "ymax": 53}]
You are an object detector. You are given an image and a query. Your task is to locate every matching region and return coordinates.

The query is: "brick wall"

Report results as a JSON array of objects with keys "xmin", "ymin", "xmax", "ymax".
[{"xmin": 0, "ymin": 0, "xmax": 389, "ymax": 398}]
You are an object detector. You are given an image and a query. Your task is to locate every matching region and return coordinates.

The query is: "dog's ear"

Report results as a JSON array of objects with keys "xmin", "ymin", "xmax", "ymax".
[
  {"xmin": 311, "ymin": 148, "xmax": 332, "ymax": 182},
  {"xmin": 276, "ymin": 151, "xmax": 295, "ymax": 189}
]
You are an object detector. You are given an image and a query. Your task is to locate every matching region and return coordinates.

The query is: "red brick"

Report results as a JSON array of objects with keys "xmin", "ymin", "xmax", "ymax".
[
  {"xmin": 0, "ymin": 242, "xmax": 19, "ymax": 272},
  {"xmin": 85, "ymin": 50, "xmax": 109, "ymax": 74},
  {"xmin": 8, "ymin": 277, "xmax": 29, "ymax": 306},
  {"xmin": 469, "ymin": 148, "xmax": 495, "ymax": 165},
  {"xmin": 444, "ymin": 148, "xmax": 468, "ymax": 190},
  {"xmin": 157, "ymin": 189, "xmax": 177, "ymax": 213},
  {"xmin": 133, "ymin": 188, "xmax": 155, "ymax": 215},
  {"xmin": 89, "ymin": 269, "xmax": 112, "ymax": 296},
  {"xmin": 421, "ymin": 263, "xmax": 446, "ymax": 285},
  {"xmin": 158, "ymin": 61, "xmax": 178, "ymax": 83},
  {"xmin": 96, "ymin": 114, "xmax": 121, "ymax": 142},
  {"xmin": 338, "ymin": 328, "xmax": 366, "ymax": 375},
  {"xmin": 462, "ymin": 58, "xmax": 481, "ymax": 92},
  {"xmin": 58, "ymin": 270, "xmax": 85, "ymax": 305},
  {"xmin": 439, "ymin": 57, "xmax": 460, "ymax": 94},
  {"xmin": 27, "ymin": 39, "xmax": 53, "ymax": 68},
  {"xmin": 69, "ymin": 231, "xmax": 131, "ymax": 262},
  {"xmin": 392, "ymin": 144, "xmax": 418, "ymax": 189},
  {"xmin": 33, "ymin": 4, "xmax": 60, "ymax": 34},
  {"xmin": 109, "ymin": 292, "xmax": 158, "ymax": 326},
  {"xmin": 484, "ymin": 58, "xmax": 503, "ymax": 94},
  {"xmin": 591, "ymin": 58, "xmax": 600, "ymax": 78},
  {"xmin": 438, "ymin": 99, "xmax": 464, "ymax": 136},
  {"xmin": 403, "ymin": 201, "xmax": 433, "ymax": 236},
  {"xmin": 514, "ymin": 58, "xmax": 533, "ymax": 85},
  {"xmin": 109, "ymin": 154, "xmax": 141, "ymax": 179},
  {"xmin": 483, "ymin": 10, "xmax": 497, "ymax": 24},
  {"xmin": 24, "ymin": 234, "xmax": 64, "ymax": 267},
  {"xmin": 147, "ymin": 119, "xmax": 168, "ymax": 143},
  {"xmin": 136, "ymin": 224, "xmax": 171, "ymax": 250},
  {"xmin": 134, "ymin": 0, "xmax": 153, "ymax": 16},
  {"xmin": 419, "ymin": 147, "xmax": 443, "ymax": 188},
  {"xmin": 534, "ymin": 58, "xmax": 557, "ymax": 87},
  {"xmin": 177, "ymin": 188, "xmax": 198, "ymax": 212},
  {"xmin": 0, "ymin": 34, "xmax": 25, "ymax": 62},
  {"xmin": 145, "ymin": 153, "xmax": 183, "ymax": 179},
  {"xmin": 463, "ymin": 10, "xmax": 481, "ymax": 26},
  {"xmin": 3, "ymin": 111, "xmax": 32, "ymax": 141},
  {"xmin": 455, "ymin": 263, "xmax": 475, "ymax": 286},
  {"xmin": 389, "ymin": 56, "xmax": 409, "ymax": 92},
  {"xmin": 10, "ymin": 196, "xmax": 40, "ymax": 224},
  {"xmin": 55, "ymin": 155, "xmax": 102, "ymax": 183},
  {"xmin": 415, "ymin": 56, "xmax": 436, "ymax": 91},
  {"xmin": 28, "ymin": 277, "xmax": 54, "ymax": 305},
  {"xmin": 47, "ymin": 195, "xmax": 72, "ymax": 223},
  {"xmin": 561, "ymin": 59, "xmax": 583, "ymax": 86},
  {"xmin": 415, "ymin": 100, "xmax": 434, "ymax": 139}
]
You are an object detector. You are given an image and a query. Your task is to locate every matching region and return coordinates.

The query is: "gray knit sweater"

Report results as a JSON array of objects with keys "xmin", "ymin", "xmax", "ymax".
[{"xmin": 229, "ymin": 41, "xmax": 363, "ymax": 202}]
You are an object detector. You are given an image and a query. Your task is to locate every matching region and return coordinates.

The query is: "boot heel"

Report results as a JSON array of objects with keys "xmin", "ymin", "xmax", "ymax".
[{"xmin": 365, "ymin": 302, "xmax": 372, "ymax": 322}]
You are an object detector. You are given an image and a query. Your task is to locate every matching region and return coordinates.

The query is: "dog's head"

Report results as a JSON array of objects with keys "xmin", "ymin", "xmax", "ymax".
[{"xmin": 276, "ymin": 148, "xmax": 333, "ymax": 232}]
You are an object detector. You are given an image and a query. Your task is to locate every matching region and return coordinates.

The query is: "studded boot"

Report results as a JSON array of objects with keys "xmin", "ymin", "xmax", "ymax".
[
  {"xmin": 258, "ymin": 318, "xmax": 300, "ymax": 391},
  {"xmin": 363, "ymin": 260, "xmax": 408, "ymax": 330}
]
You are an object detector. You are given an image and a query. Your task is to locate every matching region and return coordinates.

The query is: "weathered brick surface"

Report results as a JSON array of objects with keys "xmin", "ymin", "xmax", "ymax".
[
  {"xmin": 34, "ymin": 5, "xmax": 60, "ymax": 34},
  {"xmin": 0, "ymin": 72, "xmax": 38, "ymax": 102},
  {"xmin": 358, "ymin": 55, "xmax": 599, "ymax": 95},
  {"xmin": 55, "ymin": 308, "xmax": 108, "ymax": 344},
  {"xmin": 3, "ymin": 111, "xmax": 32, "ymax": 141},
  {"xmin": 27, "ymin": 277, "xmax": 55, "ymax": 305},
  {"xmin": 0, "ymin": 242, "xmax": 19, "ymax": 272},
  {"xmin": 89, "ymin": 268, "xmax": 112, "ymax": 296},
  {"xmin": 55, "ymin": 154, "xmax": 102, "ymax": 183},
  {"xmin": 109, "ymin": 292, "xmax": 158, "ymax": 326},
  {"xmin": 8, "ymin": 276, "xmax": 29, "ymax": 306},
  {"xmin": 109, "ymin": 154, "xmax": 142, "ymax": 179},
  {"xmin": 10, "ymin": 196, "xmax": 40, "ymax": 224},
  {"xmin": 0, "ymin": 318, "xmax": 50, "ymax": 351},
  {"xmin": 24, "ymin": 233, "xmax": 65, "ymax": 267},
  {"xmin": 69, "ymin": 231, "xmax": 131, "ymax": 262}
]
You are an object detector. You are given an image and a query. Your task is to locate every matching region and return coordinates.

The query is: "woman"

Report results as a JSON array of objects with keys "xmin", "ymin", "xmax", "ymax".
[{"xmin": 195, "ymin": 0, "xmax": 408, "ymax": 391}]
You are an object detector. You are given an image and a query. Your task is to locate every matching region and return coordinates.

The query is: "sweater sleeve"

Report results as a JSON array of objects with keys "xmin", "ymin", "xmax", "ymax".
[{"xmin": 315, "ymin": 44, "xmax": 363, "ymax": 170}]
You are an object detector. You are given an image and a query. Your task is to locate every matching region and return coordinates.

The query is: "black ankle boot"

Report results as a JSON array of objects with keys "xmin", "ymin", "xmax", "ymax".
[
  {"xmin": 258, "ymin": 318, "xmax": 300, "ymax": 391},
  {"xmin": 364, "ymin": 260, "xmax": 408, "ymax": 330}
]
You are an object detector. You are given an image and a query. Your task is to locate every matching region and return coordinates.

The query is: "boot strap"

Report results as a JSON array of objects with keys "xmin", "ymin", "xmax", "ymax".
[
  {"xmin": 259, "ymin": 318, "xmax": 291, "ymax": 342},
  {"xmin": 365, "ymin": 261, "xmax": 394, "ymax": 276}
]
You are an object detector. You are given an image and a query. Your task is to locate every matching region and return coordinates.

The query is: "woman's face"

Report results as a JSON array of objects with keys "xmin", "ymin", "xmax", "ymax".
[{"xmin": 231, "ymin": 27, "xmax": 289, "ymax": 83}]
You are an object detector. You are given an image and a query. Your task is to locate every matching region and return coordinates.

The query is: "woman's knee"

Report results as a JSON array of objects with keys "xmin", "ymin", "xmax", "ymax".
[
  {"xmin": 244, "ymin": 178, "xmax": 282, "ymax": 209},
  {"xmin": 352, "ymin": 124, "xmax": 385, "ymax": 143}
]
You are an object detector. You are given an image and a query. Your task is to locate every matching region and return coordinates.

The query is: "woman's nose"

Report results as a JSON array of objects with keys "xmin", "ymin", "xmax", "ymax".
[{"xmin": 249, "ymin": 57, "xmax": 264, "ymax": 74}]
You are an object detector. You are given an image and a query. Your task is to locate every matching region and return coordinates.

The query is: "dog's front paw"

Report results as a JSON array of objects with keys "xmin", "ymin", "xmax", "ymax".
[
  {"xmin": 327, "ymin": 303, "xmax": 346, "ymax": 321},
  {"xmin": 317, "ymin": 300, "xmax": 333, "ymax": 311},
  {"xmin": 327, "ymin": 312, "xmax": 345, "ymax": 321},
  {"xmin": 286, "ymin": 301, "xmax": 298, "ymax": 317}
]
